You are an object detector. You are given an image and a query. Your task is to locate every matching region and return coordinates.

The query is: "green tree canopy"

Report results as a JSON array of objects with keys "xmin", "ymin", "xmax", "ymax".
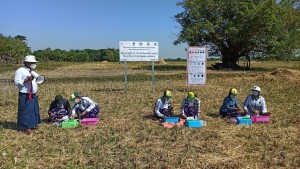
[
  {"xmin": 32, "ymin": 47, "xmax": 119, "ymax": 62},
  {"xmin": 174, "ymin": 0, "xmax": 300, "ymax": 69},
  {"xmin": 0, "ymin": 34, "xmax": 31, "ymax": 63},
  {"xmin": 14, "ymin": 35, "xmax": 27, "ymax": 42},
  {"xmin": 101, "ymin": 48, "xmax": 118, "ymax": 62}
]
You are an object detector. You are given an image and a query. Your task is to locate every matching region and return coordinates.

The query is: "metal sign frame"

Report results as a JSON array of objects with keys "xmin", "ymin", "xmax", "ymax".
[{"xmin": 119, "ymin": 41, "xmax": 159, "ymax": 92}]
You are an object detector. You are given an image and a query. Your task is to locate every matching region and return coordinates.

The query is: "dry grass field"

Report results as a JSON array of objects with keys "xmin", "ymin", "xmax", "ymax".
[{"xmin": 0, "ymin": 61, "xmax": 299, "ymax": 169}]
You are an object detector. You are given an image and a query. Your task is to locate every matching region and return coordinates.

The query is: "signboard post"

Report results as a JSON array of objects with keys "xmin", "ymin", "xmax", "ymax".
[
  {"xmin": 124, "ymin": 61, "xmax": 128, "ymax": 92},
  {"xmin": 152, "ymin": 61, "xmax": 155, "ymax": 92},
  {"xmin": 119, "ymin": 41, "xmax": 159, "ymax": 92},
  {"xmin": 186, "ymin": 46, "xmax": 207, "ymax": 86}
]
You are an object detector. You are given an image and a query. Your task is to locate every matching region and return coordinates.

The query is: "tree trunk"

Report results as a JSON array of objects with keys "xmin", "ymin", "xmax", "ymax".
[
  {"xmin": 212, "ymin": 44, "xmax": 250, "ymax": 70},
  {"xmin": 244, "ymin": 55, "xmax": 251, "ymax": 70},
  {"xmin": 220, "ymin": 48, "xmax": 240, "ymax": 69}
]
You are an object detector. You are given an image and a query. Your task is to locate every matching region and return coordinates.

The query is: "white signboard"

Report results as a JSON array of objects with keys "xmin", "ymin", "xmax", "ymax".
[
  {"xmin": 187, "ymin": 46, "xmax": 207, "ymax": 86},
  {"xmin": 119, "ymin": 41, "xmax": 159, "ymax": 61}
]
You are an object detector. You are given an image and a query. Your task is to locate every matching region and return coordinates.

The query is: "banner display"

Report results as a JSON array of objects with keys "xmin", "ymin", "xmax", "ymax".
[
  {"xmin": 186, "ymin": 46, "xmax": 207, "ymax": 86},
  {"xmin": 119, "ymin": 41, "xmax": 159, "ymax": 61}
]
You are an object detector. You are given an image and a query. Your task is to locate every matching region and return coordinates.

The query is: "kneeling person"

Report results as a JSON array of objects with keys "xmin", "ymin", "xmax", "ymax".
[
  {"xmin": 48, "ymin": 95, "xmax": 71, "ymax": 125},
  {"xmin": 70, "ymin": 92, "xmax": 100, "ymax": 119},
  {"xmin": 180, "ymin": 92, "xmax": 201, "ymax": 119},
  {"xmin": 153, "ymin": 90, "xmax": 174, "ymax": 118},
  {"xmin": 219, "ymin": 88, "xmax": 242, "ymax": 118},
  {"xmin": 243, "ymin": 86, "xmax": 268, "ymax": 116}
]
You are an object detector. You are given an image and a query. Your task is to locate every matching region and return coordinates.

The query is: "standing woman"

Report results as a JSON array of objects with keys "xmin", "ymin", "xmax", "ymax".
[{"xmin": 14, "ymin": 55, "xmax": 41, "ymax": 134}]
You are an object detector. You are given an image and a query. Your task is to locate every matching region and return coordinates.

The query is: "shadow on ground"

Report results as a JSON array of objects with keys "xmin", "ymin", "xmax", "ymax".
[
  {"xmin": 137, "ymin": 65, "xmax": 186, "ymax": 71},
  {"xmin": 143, "ymin": 114, "xmax": 159, "ymax": 121},
  {"xmin": 206, "ymin": 112, "xmax": 220, "ymax": 118},
  {"xmin": 91, "ymin": 88, "xmax": 124, "ymax": 92},
  {"xmin": 143, "ymin": 113, "xmax": 183, "ymax": 122},
  {"xmin": 0, "ymin": 121, "xmax": 17, "ymax": 130},
  {"xmin": 0, "ymin": 118, "xmax": 51, "ymax": 130},
  {"xmin": 207, "ymin": 64, "xmax": 276, "ymax": 72}
]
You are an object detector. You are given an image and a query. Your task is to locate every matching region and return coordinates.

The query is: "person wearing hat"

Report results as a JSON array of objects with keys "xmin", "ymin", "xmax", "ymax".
[
  {"xmin": 14, "ymin": 55, "xmax": 41, "ymax": 134},
  {"xmin": 153, "ymin": 90, "xmax": 174, "ymax": 118},
  {"xmin": 70, "ymin": 92, "xmax": 100, "ymax": 119},
  {"xmin": 243, "ymin": 86, "xmax": 268, "ymax": 116},
  {"xmin": 219, "ymin": 88, "xmax": 242, "ymax": 118},
  {"xmin": 48, "ymin": 95, "xmax": 71, "ymax": 125},
  {"xmin": 180, "ymin": 91, "xmax": 201, "ymax": 119}
]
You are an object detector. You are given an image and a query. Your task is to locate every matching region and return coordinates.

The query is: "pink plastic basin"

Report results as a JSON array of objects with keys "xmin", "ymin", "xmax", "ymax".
[
  {"xmin": 81, "ymin": 118, "xmax": 99, "ymax": 126},
  {"xmin": 251, "ymin": 116, "xmax": 270, "ymax": 123}
]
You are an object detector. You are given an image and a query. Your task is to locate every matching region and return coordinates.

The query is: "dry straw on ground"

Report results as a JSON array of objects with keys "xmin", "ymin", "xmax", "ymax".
[{"xmin": 0, "ymin": 61, "xmax": 299, "ymax": 168}]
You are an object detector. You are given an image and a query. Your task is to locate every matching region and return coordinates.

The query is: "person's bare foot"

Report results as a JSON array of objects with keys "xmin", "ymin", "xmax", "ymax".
[
  {"xmin": 23, "ymin": 129, "xmax": 33, "ymax": 134},
  {"xmin": 31, "ymin": 126, "xmax": 38, "ymax": 130}
]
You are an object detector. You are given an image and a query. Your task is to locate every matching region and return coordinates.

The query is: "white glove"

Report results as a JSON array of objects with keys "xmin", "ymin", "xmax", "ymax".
[
  {"xmin": 186, "ymin": 117, "xmax": 194, "ymax": 120},
  {"xmin": 245, "ymin": 115, "xmax": 251, "ymax": 118},
  {"xmin": 62, "ymin": 116, "xmax": 69, "ymax": 121}
]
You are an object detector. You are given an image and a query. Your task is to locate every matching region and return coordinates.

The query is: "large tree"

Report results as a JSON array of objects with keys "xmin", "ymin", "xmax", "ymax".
[
  {"xmin": 0, "ymin": 34, "xmax": 31, "ymax": 63},
  {"xmin": 174, "ymin": 0, "xmax": 300, "ymax": 69}
]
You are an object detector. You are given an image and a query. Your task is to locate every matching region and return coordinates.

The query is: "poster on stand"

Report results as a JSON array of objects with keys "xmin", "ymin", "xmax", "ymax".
[{"xmin": 186, "ymin": 46, "xmax": 207, "ymax": 86}]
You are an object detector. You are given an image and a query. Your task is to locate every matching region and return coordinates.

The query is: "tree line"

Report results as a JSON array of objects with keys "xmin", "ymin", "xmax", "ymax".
[
  {"xmin": 33, "ymin": 48, "xmax": 119, "ymax": 62},
  {"xmin": 0, "ymin": 33, "xmax": 119, "ymax": 63}
]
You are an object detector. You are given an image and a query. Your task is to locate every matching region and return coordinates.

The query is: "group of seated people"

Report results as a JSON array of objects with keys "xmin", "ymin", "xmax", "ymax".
[
  {"xmin": 153, "ymin": 90, "xmax": 201, "ymax": 119},
  {"xmin": 154, "ymin": 85, "xmax": 269, "ymax": 120},
  {"xmin": 48, "ymin": 92, "xmax": 100, "ymax": 126},
  {"xmin": 48, "ymin": 86, "xmax": 268, "ymax": 126},
  {"xmin": 219, "ymin": 86, "xmax": 269, "ymax": 118}
]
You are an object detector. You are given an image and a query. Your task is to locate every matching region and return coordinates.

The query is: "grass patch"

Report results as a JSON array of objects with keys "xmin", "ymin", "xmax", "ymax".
[{"xmin": 0, "ymin": 61, "xmax": 299, "ymax": 168}]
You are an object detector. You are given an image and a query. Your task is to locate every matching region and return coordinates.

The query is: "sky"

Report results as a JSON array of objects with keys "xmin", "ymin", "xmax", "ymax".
[{"xmin": 0, "ymin": 0, "xmax": 188, "ymax": 59}]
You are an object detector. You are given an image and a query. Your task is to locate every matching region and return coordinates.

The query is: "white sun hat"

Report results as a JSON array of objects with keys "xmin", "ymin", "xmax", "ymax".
[
  {"xmin": 252, "ymin": 86, "xmax": 261, "ymax": 92},
  {"xmin": 24, "ymin": 55, "xmax": 38, "ymax": 62}
]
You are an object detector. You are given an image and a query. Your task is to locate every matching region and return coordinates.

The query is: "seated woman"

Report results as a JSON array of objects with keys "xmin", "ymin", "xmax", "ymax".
[
  {"xmin": 153, "ymin": 90, "xmax": 174, "ymax": 118},
  {"xmin": 48, "ymin": 95, "xmax": 71, "ymax": 126},
  {"xmin": 219, "ymin": 88, "xmax": 242, "ymax": 118},
  {"xmin": 70, "ymin": 92, "xmax": 100, "ymax": 119},
  {"xmin": 243, "ymin": 86, "xmax": 269, "ymax": 116},
  {"xmin": 180, "ymin": 91, "xmax": 201, "ymax": 119}
]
